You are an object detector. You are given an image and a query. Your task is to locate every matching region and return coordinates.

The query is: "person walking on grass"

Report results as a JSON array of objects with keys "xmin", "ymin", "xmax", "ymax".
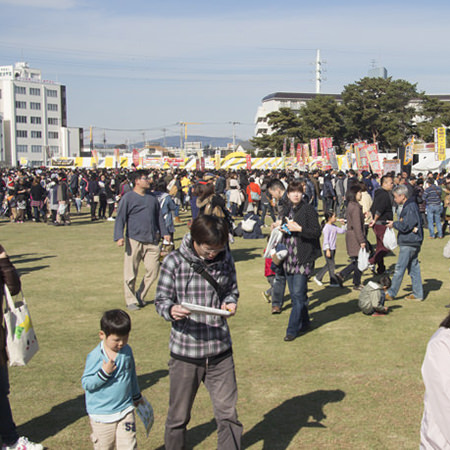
[
  {"xmin": 0, "ymin": 244, "xmax": 43, "ymax": 450},
  {"xmin": 114, "ymin": 170, "xmax": 170, "ymax": 311},
  {"xmin": 385, "ymin": 184, "xmax": 424, "ymax": 302},
  {"xmin": 313, "ymin": 210, "xmax": 346, "ymax": 288}
]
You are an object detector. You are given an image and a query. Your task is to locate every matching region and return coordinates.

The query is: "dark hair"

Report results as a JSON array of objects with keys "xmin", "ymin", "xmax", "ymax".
[
  {"xmin": 131, "ymin": 169, "xmax": 148, "ymax": 184},
  {"xmin": 381, "ymin": 175, "xmax": 392, "ymax": 186},
  {"xmin": 346, "ymin": 185, "xmax": 361, "ymax": 203},
  {"xmin": 379, "ymin": 274, "xmax": 391, "ymax": 289},
  {"xmin": 287, "ymin": 180, "xmax": 304, "ymax": 194},
  {"xmin": 267, "ymin": 179, "xmax": 285, "ymax": 192},
  {"xmin": 197, "ymin": 182, "xmax": 215, "ymax": 200},
  {"xmin": 100, "ymin": 309, "xmax": 131, "ymax": 337},
  {"xmin": 190, "ymin": 215, "xmax": 228, "ymax": 247},
  {"xmin": 321, "ymin": 210, "xmax": 336, "ymax": 228},
  {"xmin": 441, "ymin": 312, "xmax": 450, "ymax": 328}
]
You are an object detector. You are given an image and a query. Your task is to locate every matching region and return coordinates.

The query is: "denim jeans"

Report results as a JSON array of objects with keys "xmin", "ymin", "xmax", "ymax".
[
  {"xmin": 285, "ymin": 273, "xmax": 310, "ymax": 336},
  {"xmin": 271, "ymin": 267, "xmax": 286, "ymax": 308},
  {"xmin": 426, "ymin": 204, "xmax": 443, "ymax": 238},
  {"xmin": 0, "ymin": 365, "xmax": 19, "ymax": 446},
  {"xmin": 388, "ymin": 245, "xmax": 423, "ymax": 299}
]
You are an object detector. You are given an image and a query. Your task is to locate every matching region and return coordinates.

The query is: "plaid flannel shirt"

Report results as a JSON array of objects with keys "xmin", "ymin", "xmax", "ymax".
[{"xmin": 155, "ymin": 234, "xmax": 239, "ymax": 360}]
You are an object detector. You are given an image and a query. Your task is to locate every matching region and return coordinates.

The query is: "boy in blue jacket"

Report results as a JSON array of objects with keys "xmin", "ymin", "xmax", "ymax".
[{"xmin": 82, "ymin": 309, "xmax": 142, "ymax": 449}]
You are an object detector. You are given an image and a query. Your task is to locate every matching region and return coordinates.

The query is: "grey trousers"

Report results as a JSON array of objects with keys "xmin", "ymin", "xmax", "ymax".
[{"xmin": 165, "ymin": 355, "xmax": 242, "ymax": 450}]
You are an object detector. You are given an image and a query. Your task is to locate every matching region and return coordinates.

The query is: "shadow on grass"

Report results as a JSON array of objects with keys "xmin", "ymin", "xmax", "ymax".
[
  {"xmin": 242, "ymin": 389, "xmax": 346, "ymax": 449},
  {"xmin": 231, "ymin": 247, "xmax": 261, "ymax": 262},
  {"xmin": 10, "ymin": 254, "xmax": 56, "ymax": 266},
  {"xmin": 154, "ymin": 418, "xmax": 217, "ymax": 450},
  {"xmin": 309, "ymin": 299, "xmax": 360, "ymax": 329},
  {"xmin": 17, "ymin": 369, "xmax": 168, "ymax": 443}
]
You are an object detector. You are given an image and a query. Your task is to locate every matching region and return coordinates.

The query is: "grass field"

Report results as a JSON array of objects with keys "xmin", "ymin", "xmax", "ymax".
[{"xmin": 1, "ymin": 210, "xmax": 448, "ymax": 449}]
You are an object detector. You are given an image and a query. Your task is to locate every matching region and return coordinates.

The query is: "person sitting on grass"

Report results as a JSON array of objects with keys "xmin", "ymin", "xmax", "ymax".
[
  {"xmin": 82, "ymin": 309, "xmax": 143, "ymax": 450},
  {"xmin": 358, "ymin": 274, "xmax": 391, "ymax": 316}
]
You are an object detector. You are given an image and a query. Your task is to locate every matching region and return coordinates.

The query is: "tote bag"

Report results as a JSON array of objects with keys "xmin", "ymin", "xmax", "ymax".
[
  {"xmin": 4, "ymin": 286, "xmax": 39, "ymax": 366},
  {"xmin": 383, "ymin": 227, "xmax": 398, "ymax": 251}
]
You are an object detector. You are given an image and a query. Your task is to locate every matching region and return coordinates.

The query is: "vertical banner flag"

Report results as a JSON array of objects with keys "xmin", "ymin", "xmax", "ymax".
[
  {"xmin": 383, "ymin": 159, "xmax": 401, "ymax": 175},
  {"xmin": 200, "ymin": 157, "xmax": 205, "ymax": 171},
  {"xmin": 296, "ymin": 144, "xmax": 302, "ymax": 162},
  {"xmin": 246, "ymin": 154, "xmax": 252, "ymax": 170},
  {"xmin": 366, "ymin": 143, "xmax": 383, "ymax": 175},
  {"xmin": 91, "ymin": 149, "xmax": 99, "ymax": 165},
  {"xmin": 114, "ymin": 148, "xmax": 120, "ymax": 167},
  {"xmin": 354, "ymin": 142, "xmax": 369, "ymax": 171},
  {"xmin": 310, "ymin": 139, "xmax": 318, "ymax": 158},
  {"xmin": 282, "ymin": 138, "xmax": 287, "ymax": 157},
  {"xmin": 290, "ymin": 138, "xmax": 295, "ymax": 157},
  {"xmin": 325, "ymin": 137, "xmax": 333, "ymax": 161},
  {"xmin": 327, "ymin": 147, "xmax": 339, "ymax": 170},
  {"xmin": 403, "ymin": 137, "xmax": 414, "ymax": 165},
  {"xmin": 195, "ymin": 159, "xmax": 200, "ymax": 171},
  {"xmin": 345, "ymin": 144, "xmax": 353, "ymax": 169},
  {"xmin": 319, "ymin": 138, "xmax": 325, "ymax": 158},
  {"xmin": 437, "ymin": 127, "xmax": 446, "ymax": 161},
  {"xmin": 89, "ymin": 126, "xmax": 93, "ymax": 151},
  {"xmin": 132, "ymin": 149, "xmax": 140, "ymax": 167},
  {"xmin": 302, "ymin": 144, "xmax": 309, "ymax": 164},
  {"xmin": 215, "ymin": 151, "xmax": 221, "ymax": 170}
]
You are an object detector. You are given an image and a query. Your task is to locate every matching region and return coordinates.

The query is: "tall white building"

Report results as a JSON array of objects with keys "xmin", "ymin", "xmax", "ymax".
[{"xmin": 0, "ymin": 62, "xmax": 81, "ymax": 167}]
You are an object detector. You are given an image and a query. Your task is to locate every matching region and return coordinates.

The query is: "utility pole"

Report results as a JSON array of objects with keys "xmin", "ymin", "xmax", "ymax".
[
  {"xmin": 229, "ymin": 121, "xmax": 240, "ymax": 150},
  {"xmin": 161, "ymin": 128, "xmax": 167, "ymax": 148},
  {"xmin": 315, "ymin": 49, "xmax": 325, "ymax": 94}
]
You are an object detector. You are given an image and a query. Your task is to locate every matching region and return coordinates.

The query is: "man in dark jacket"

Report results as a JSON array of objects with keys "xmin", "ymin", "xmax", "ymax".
[
  {"xmin": 385, "ymin": 185, "xmax": 424, "ymax": 301},
  {"xmin": 369, "ymin": 175, "xmax": 394, "ymax": 274}
]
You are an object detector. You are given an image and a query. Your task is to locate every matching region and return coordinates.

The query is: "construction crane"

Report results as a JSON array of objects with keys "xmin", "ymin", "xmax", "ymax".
[{"xmin": 178, "ymin": 121, "xmax": 202, "ymax": 149}]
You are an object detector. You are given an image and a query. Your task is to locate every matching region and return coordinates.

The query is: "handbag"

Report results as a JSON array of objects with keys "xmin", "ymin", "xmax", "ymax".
[
  {"xmin": 4, "ymin": 286, "xmax": 39, "ymax": 366},
  {"xmin": 357, "ymin": 248, "xmax": 370, "ymax": 272}
]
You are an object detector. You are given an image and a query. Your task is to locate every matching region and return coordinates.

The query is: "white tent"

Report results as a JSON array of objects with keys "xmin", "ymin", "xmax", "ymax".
[{"xmin": 412, "ymin": 155, "xmax": 450, "ymax": 173}]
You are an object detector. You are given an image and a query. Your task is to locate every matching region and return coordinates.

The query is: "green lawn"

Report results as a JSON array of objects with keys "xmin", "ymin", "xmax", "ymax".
[{"xmin": 1, "ymin": 211, "xmax": 447, "ymax": 449}]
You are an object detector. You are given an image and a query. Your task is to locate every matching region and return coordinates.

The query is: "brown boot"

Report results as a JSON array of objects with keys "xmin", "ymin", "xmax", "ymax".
[{"xmin": 174, "ymin": 216, "xmax": 181, "ymax": 224}]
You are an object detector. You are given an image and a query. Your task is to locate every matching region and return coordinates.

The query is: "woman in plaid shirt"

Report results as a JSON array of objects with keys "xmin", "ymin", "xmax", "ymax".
[{"xmin": 155, "ymin": 215, "xmax": 242, "ymax": 450}]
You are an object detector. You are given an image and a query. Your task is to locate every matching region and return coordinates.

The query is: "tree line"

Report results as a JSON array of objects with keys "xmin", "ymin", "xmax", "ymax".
[{"xmin": 251, "ymin": 77, "xmax": 450, "ymax": 156}]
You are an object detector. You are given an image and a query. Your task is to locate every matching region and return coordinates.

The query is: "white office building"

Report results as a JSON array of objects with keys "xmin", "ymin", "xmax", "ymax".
[{"xmin": 0, "ymin": 62, "xmax": 81, "ymax": 167}]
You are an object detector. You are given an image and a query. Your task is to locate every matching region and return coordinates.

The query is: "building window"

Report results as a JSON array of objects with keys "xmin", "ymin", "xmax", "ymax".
[
  {"xmin": 31, "ymin": 131, "xmax": 42, "ymax": 138},
  {"xmin": 30, "ymin": 102, "xmax": 41, "ymax": 110},
  {"xmin": 30, "ymin": 116, "xmax": 41, "ymax": 124},
  {"xmin": 14, "ymin": 86, "xmax": 26, "ymax": 95},
  {"xmin": 16, "ymin": 115, "xmax": 27, "ymax": 124},
  {"xmin": 47, "ymin": 117, "xmax": 58, "ymax": 125},
  {"xmin": 16, "ymin": 145, "xmax": 28, "ymax": 153},
  {"xmin": 16, "ymin": 130, "xmax": 27, "ymax": 138},
  {"xmin": 48, "ymin": 131, "xmax": 59, "ymax": 139},
  {"xmin": 29, "ymin": 87, "xmax": 41, "ymax": 96},
  {"xmin": 31, "ymin": 145, "xmax": 42, "ymax": 153},
  {"xmin": 46, "ymin": 89, "xmax": 58, "ymax": 97},
  {"xmin": 15, "ymin": 101, "xmax": 26, "ymax": 109},
  {"xmin": 47, "ymin": 103, "xmax": 58, "ymax": 112},
  {"xmin": 50, "ymin": 145, "xmax": 59, "ymax": 154}
]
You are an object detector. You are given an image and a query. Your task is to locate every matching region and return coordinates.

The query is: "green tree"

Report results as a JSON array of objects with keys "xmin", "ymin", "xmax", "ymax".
[
  {"xmin": 298, "ymin": 95, "xmax": 345, "ymax": 151},
  {"xmin": 341, "ymin": 77, "xmax": 418, "ymax": 150},
  {"xmin": 415, "ymin": 95, "xmax": 450, "ymax": 144},
  {"xmin": 250, "ymin": 108, "xmax": 302, "ymax": 156}
]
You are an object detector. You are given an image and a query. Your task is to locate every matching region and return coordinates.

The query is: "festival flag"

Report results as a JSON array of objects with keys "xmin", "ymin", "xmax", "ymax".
[
  {"xmin": 215, "ymin": 151, "xmax": 221, "ymax": 170},
  {"xmin": 345, "ymin": 144, "xmax": 353, "ymax": 169},
  {"xmin": 246, "ymin": 154, "xmax": 252, "ymax": 170},
  {"xmin": 319, "ymin": 138, "xmax": 325, "ymax": 158},
  {"xmin": 89, "ymin": 126, "xmax": 93, "ymax": 151},
  {"xmin": 366, "ymin": 143, "xmax": 383, "ymax": 175},
  {"xmin": 290, "ymin": 138, "xmax": 295, "ymax": 157},
  {"xmin": 403, "ymin": 137, "xmax": 414, "ymax": 165},
  {"xmin": 282, "ymin": 138, "xmax": 287, "ymax": 156},
  {"xmin": 302, "ymin": 144, "xmax": 309, "ymax": 163},
  {"xmin": 132, "ymin": 149, "xmax": 140, "ymax": 167},
  {"xmin": 114, "ymin": 148, "xmax": 120, "ymax": 168},
  {"xmin": 354, "ymin": 142, "xmax": 369, "ymax": 171},
  {"xmin": 296, "ymin": 143, "xmax": 302, "ymax": 162},
  {"xmin": 437, "ymin": 127, "xmax": 446, "ymax": 161},
  {"xmin": 327, "ymin": 147, "xmax": 339, "ymax": 170},
  {"xmin": 310, "ymin": 139, "xmax": 318, "ymax": 158}
]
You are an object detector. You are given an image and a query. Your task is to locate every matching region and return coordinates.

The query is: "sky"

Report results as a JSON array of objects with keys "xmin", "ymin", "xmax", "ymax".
[{"xmin": 1, "ymin": 0, "xmax": 449, "ymax": 146}]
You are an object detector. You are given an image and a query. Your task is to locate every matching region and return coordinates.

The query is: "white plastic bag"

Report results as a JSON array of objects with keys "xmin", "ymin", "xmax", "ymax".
[
  {"xmin": 444, "ymin": 239, "xmax": 450, "ymax": 259},
  {"xmin": 263, "ymin": 228, "xmax": 283, "ymax": 258},
  {"xmin": 4, "ymin": 286, "xmax": 39, "ymax": 366},
  {"xmin": 383, "ymin": 227, "xmax": 397, "ymax": 251},
  {"xmin": 357, "ymin": 248, "xmax": 370, "ymax": 272},
  {"xmin": 241, "ymin": 218, "xmax": 256, "ymax": 233}
]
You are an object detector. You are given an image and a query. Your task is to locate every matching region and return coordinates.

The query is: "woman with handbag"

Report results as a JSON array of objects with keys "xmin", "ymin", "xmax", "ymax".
[
  {"xmin": 0, "ymin": 244, "xmax": 43, "ymax": 450},
  {"xmin": 336, "ymin": 185, "xmax": 367, "ymax": 291}
]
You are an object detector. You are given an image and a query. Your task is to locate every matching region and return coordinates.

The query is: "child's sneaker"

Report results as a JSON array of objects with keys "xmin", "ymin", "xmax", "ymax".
[
  {"xmin": 2, "ymin": 436, "xmax": 44, "ymax": 450},
  {"xmin": 313, "ymin": 276, "xmax": 323, "ymax": 287},
  {"xmin": 261, "ymin": 290, "xmax": 271, "ymax": 303}
]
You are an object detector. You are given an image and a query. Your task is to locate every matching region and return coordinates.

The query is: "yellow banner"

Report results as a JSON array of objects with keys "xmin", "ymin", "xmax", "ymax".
[{"xmin": 437, "ymin": 127, "xmax": 446, "ymax": 161}]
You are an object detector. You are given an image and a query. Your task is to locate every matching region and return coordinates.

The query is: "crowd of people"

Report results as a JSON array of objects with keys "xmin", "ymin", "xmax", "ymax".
[{"xmin": 2, "ymin": 164, "xmax": 450, "ymax": 449}]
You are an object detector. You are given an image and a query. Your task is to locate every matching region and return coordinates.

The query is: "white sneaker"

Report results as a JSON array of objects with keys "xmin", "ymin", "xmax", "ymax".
[
  {"xmin": 2, "ymin": 436, "xmax": 44, "ymax": 450},
  {"xmin": 313, "ymin": 276, "xmax": 323, "ymax": 286},
  {"xmin": 107, "ymin": 217, "xmax": 115, "ymax": 221}
]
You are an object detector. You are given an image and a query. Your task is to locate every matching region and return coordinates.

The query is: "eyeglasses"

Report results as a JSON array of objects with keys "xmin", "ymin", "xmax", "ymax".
[{"xmin": 199, "ymin": 244, "xmax": 226, "ymax": 255}]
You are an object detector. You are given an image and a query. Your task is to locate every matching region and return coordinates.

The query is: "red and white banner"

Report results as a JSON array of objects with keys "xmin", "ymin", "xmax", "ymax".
[
  {"xmin": 296, "ymin": 144, "xmax": 302, "ymax": 162},
  {"xmin": 310, "ymin": 139, "xmax": 318, "ymax": 158},
  {"xmin": 132, "ymin": 149, "xmax": 140, "ymax": 167},
  {"xmin": 290, "ymin": 138, "xmax": 295, "ymax": 157},
  {"xmin": 302, "ymin": 144, "xmax": 309, "ymax": 163},
  {"xmin": 366, "ymin": 143, "xmax": 383, "ymax": 175},
  {"xmin": 354, "ymin": 142, "xmax": 369, "ymax": 171},
  {"xmin": 383, "ymin": 159, "xmax": 401, "ymax": 175},
  {"xmin": 246, "ymin": 154, "xmax": 252, "ymax": 170}
]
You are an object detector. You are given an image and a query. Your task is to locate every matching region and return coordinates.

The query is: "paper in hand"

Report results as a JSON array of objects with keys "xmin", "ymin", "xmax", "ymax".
[{"xmin": 136, "ymin": 395, "xmax": 154, "ymax": 437}]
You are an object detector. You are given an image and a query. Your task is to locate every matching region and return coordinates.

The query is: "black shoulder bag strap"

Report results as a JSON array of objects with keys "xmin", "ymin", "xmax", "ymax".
[{"xmin": 177, "ymin": 251, "xmax": 224, "ymax": 299}]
